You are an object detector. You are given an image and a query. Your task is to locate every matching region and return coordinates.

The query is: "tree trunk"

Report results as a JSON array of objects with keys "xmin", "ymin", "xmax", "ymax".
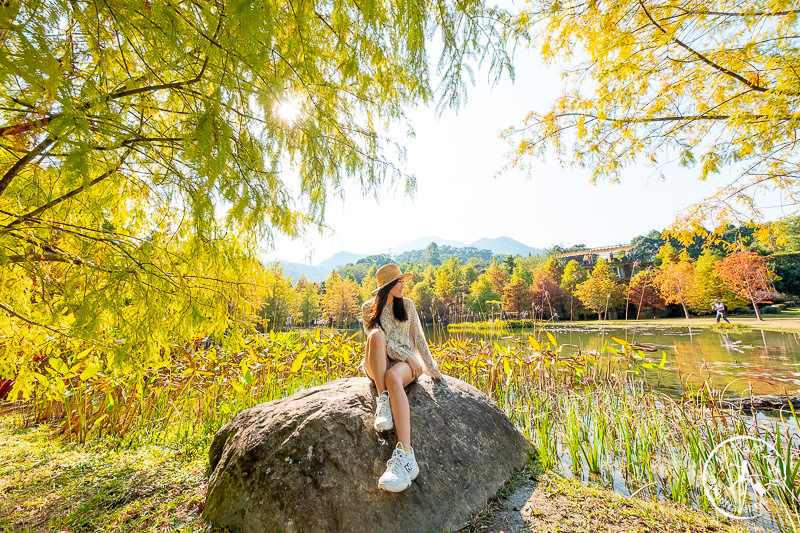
[
  {"xmin": 681, "ymin": 302, "xmax": 690, "ymax": 319},
  {"xmin": 752, "ymin": 297, "xmax": 763, "ymax": 320},
  {"xmin": 718, "ymin": 394, "xmax": 800, "ymax": 411},
  {"xmin": 597, "ymin": 311, "xmax": 603, "ymax": 321}
]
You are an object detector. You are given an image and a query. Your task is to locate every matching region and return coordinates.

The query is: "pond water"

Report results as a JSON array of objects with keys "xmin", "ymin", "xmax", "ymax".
[{"xmin": 428, "ymin": 325, "xmax": 800, "ymax": 398}]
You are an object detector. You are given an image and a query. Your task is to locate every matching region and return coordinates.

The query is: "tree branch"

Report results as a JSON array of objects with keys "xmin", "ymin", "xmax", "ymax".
[
  {"xmin": 81, "ymin": 136, "xmax": 184, "ymax": 153},
  {"xmin": 530, "ymin": 112, "xmax": 738, "ymax": 127},
  {"xmin": 638, "ymin": 0, "xmax": 798, "ymax": 96},
  {"xmin": 0, "ymin": 54, "xmax": 209, "ymax": 140},
  {"xmin": 5, "ymin": 249, "xmax": 137, "ymax": 273},
  {"xmin": 0, "ymin": 137, "xmax": 55, "ymax": 196},
  {"xmin": 678, "ymin": 7, "xmax": 800, "ymax": 17},
  {"xmin": 1, "ymin": 148, "xmax": 132, "ymax": 232},
  {"xmin": 0, "ymin": 116, "xmax": 57, "ymax": 137},
  {"xmin": 106, "ymin": 55, "xmax": 209, "ymax": 100},
  {"xmin": 6, "ymin": 252, "xmax": 83, "ymax": 264},
  {"xmin": 0, "ymin": 300, "xmax": 65, "ymax": 336}
]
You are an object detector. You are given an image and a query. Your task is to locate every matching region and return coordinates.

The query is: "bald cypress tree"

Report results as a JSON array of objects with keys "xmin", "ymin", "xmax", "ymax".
[{"xmin": 0, "ymin": 0, "xmax": 520, "ymax": 399}]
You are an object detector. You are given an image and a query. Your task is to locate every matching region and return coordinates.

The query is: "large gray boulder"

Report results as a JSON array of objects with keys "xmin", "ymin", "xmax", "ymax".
[{"xmin": 204, "ymin": 376, "xmax": 534, "ymax": 533}]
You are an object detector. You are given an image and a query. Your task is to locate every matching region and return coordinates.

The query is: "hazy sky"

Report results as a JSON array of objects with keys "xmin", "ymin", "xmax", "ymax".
[{"xmin": 265, "ymin": 40, "xmax": 788, "ymax": 266}]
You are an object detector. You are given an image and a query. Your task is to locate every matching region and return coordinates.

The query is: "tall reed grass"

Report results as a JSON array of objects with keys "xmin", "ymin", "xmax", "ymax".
[
  {"xmin": 8, "ymin": 328, "xmax": 800, "ymax": 530},
  {"xmin": 443, "ymin": 334, "xmax": 798, "ymax": 531},
  {"xmin": 20, "ymin": 330, "xmax": 361, "ymax": 447}
]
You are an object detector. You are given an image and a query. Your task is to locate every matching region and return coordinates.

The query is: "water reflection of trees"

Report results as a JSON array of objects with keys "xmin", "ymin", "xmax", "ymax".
[
  {"xmin": 667, "ymin": 330, "xmax": 799, "ymax": 396},
  {"xmin": 436, "ymin": 326, "xmax": 800, "ymax": 397}
]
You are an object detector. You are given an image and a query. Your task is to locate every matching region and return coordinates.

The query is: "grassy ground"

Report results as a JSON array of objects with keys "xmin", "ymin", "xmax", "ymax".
[
  {"xmin": 1, "ymin": 413, "xmax": 761, "ymax": 533},
  {"xmin": 0, "ymin": 413, "xmax": 208, "ymax": 532},
  {"xmin": 467, "ymin": 468, "xmax": 753, "ymax": 533}
]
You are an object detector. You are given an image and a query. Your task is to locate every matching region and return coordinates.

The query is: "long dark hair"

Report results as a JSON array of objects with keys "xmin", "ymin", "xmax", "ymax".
[{"xmin": 367, "ymin": 279, "xmax": 408, "ymax": 330}]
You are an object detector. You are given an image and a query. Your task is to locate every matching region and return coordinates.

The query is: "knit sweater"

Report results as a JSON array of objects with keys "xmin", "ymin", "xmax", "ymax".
[{"xmin": 361, "ymin": 297, "xmax": 443, "ymax": 379}]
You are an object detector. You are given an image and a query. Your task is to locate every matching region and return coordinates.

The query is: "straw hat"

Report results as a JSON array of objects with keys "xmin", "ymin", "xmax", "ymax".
[{"xmin": 372, "ymin": 264, "xmax": 412, "ymax": 294}]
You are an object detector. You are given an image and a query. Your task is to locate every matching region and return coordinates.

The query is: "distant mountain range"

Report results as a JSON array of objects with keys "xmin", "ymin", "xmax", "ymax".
[
  {"xmin": 469, "ymin": 237, "xmax": 540, "ymax": 257},
  {"xmin": 280, "ymin": 254, "xmax": 362, "ymax": 283},
  {"xmin": 393, "ymin": 236, "xmax": 541, "ymax": 257},
  {"xmin": 279, "ymin": 236, "xmax": 542, "ymax": 282},
  {"xmin": 392, "ymin": 235, "xmax": 467, "ymax": 253}
]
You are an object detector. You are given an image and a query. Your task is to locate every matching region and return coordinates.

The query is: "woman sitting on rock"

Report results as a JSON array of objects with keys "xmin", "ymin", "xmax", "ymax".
[{"xmin": 361, "ymin": 264, "xmax": 443, "ymax": 492}]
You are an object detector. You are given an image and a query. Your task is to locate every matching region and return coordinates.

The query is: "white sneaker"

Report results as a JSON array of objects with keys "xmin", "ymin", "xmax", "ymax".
[
  {"xmin": 379, "ymin": 444, "xmax": 414, "ymax": 492},
  {"xmin": 374, "ymin": 391, "xmax": 393, "ymax": 431},
  {"xmin": 405, "ymin": 445, "xmax": 419, "ymax": 480}
]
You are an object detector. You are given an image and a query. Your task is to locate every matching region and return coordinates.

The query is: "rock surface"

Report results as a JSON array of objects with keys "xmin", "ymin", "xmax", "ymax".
[{"xmin": 204, "ymin": 376, "xmax": 534, "ymax": 533}]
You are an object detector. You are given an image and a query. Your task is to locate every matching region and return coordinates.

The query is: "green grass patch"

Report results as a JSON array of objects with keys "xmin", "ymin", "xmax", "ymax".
[
  {"xmin": 0, "ymin": 414, "xmax": 210, "ymax": 532},
  {"xmin": 531, "ymin": 471, "xmax": 749, "ymax": 532},
  {"xmin": 776, "ymin": 307, "xmax": 800, "ymax": 318},
  {"xmin": 462, "ymin": 470, "xmax": 749, "ymax": 533},
  {"xmin": 709, "ymin": 322, "xmax": 753, "ymax": 332}
]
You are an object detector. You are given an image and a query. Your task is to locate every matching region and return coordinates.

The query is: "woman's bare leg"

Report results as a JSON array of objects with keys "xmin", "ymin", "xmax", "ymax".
[
  {"xmin": 364, "ymin": 329, "xmax": 389, "ymax": 394},
  {"xmin": 384, "ymin": 362, "xmax": 415, "ymax": 449}
]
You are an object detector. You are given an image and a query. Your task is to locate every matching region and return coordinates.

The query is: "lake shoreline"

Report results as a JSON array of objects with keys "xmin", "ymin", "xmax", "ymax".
[
  {"xmin": 443, "ymin": 316, "xmax": 800, "ymax": 334},
  {"xmin": 557, "ymin": 316, "xmax": 800, "ymax": 333}
]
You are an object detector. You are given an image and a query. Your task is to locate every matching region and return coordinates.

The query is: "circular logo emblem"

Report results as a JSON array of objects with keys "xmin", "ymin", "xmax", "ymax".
[{"xmin": 701, "ymin": 435, "xmax": 794, "ymax": 520}]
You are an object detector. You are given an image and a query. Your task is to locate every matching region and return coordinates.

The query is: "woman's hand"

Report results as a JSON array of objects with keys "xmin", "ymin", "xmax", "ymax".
[
  {"xmin": 430, "ymin": 368, "xmax": 444, "ymax": 381},
  {"xmin": 407, "ymin": 357, "xmax": 423, "ymax": 379}
]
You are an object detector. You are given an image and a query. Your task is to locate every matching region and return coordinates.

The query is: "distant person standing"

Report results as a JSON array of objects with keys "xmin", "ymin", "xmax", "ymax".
[{"xmin": 712, "ymin": 299, "xmax": 730, "ymax": 323}]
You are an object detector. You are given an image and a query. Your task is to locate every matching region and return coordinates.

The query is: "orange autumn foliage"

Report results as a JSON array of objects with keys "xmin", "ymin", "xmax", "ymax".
[{"xmin": 715, "ymin": 251, "xmax": 776, "ymax": 320}]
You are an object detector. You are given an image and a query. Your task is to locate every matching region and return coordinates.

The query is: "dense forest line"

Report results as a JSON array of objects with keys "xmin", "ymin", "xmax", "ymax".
[{"xmin": 255, "ymin": 220, "xmax": 800, "ymax": 330}]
